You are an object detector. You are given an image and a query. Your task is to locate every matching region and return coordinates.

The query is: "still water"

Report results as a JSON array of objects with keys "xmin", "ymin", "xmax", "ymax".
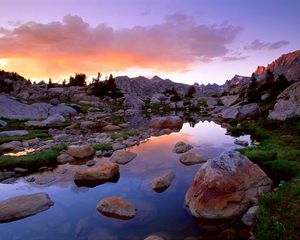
[{"xmin": 0, "ymin": 120, "xmax": 250, "ymax": 240}]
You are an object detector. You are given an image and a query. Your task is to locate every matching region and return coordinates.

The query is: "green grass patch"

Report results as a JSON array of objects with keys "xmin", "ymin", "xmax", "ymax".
[
  {"xmin": 110, "ymin": 130, "xmax": 140, "ymax": 140},
  {"xmin": 0, "ymin": 150, "xmax": 58, "ymax": 170},
  {"xmin": 92, "ymin": 143, "xmax": 113, "ymax": 151},
  {"xmin": 255, "ymin": 179, "xmax": 300, "ymax": 240},
  {"xmin": 0, "ymin": 130, "xmax": 51, "ymax": 144}
]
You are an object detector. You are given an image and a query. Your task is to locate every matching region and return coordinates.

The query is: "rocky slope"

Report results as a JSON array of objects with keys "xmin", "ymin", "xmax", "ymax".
[{"xmin": 254, "ymin": 49, "xmax": 300, "ymax": 80}]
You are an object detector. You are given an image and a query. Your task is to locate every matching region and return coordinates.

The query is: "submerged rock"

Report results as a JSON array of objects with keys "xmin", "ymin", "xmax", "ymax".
[
  {"xmin": 96, "ymin": 196, "xmax": 137, "ymax": 220},
  {"xmin": 0, "ymin": 193, "xmax": 54, "ymax": 223},
  {"xmin": 67, "ymin": 144, "xmax": 94, "ymax": 159},
  {"xmin": 74, "ymin": 162, "xmax": 119, "ymax": 187},
  {"xmin": 110, "ymin": 150, "xmax": 137, "ymax": 164},
  {"xmin": 173, "ymin": 141, "xmax": 193, "ymax": 153},
  {"xmin": 185, "ymin": 151, "xmax": 272, "ymax": 223},
  {"xmin": 179, "ymin": 152, "xmax": 207, "ymax": 165},
  {"xmin": 149, "ymin": 116, "xmax": 183, "ymax": 130},
  {"xmin": 150, "ymin": 171, "xmax": 175, "ymax": 193}
]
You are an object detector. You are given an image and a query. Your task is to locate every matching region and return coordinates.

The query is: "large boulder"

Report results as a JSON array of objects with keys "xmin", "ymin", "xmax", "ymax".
[
  {"xmin": 0, "ymin": 193, "xmax": 54, "ymax": 223},
  {"xmin": 220, "ymin": 103, "xmax": 261, "ymax": 119},
  {"xmin": 96, "ymin": 196, "xmax": 137, "ymax": 220},
  {"xmin": 185, "ymin": 151, "xmax": 272, "ymax": 222},
  {"xmin": 67, "ymin": 144, "xmax": 94, "ymax": 159},
  {"xmin": 149, "ymin": 116, "xmax": 183, "ymax": 129},
  {"xmin": 150, "ymin": 171, "xmax": 175, "ymax": 193},
  {"xmin": 49, "ymin": 104, "xmax": 77, "ymax": 119},
  {"xmin": 268, "ymin": 82, "xmax": 300, "ymax": 120},
  {"xmin": 74, "ymin": 162, "xmax": 119, "ymax": 187},
  {"xmin": 221, "ymin": 95, "xmax": 239, "ymax": 107},
  {"xmin": 110, "ymin": 150, "xmax": 137, "ymax": 164}
]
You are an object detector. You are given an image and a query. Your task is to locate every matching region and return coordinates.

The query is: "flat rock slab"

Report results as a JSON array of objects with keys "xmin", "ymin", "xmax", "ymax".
[
  {"xmin": 179, "ymin": 152, "xmax": 207, "ymax": 165},
  {"xmin": 96, "ymin": 196, "xmax": 137, "ymax": 220},
  {"xmin": 0, "ymin": 193, "xmax": 54, "ymax": 223},
  {"xmin": 74, "ymin": 162, "xmax": 119, "ymax": 187},
  {"xmin": 150, "ymin": 171, "xmax": 175, "ymax": 193},
  {"xmin": 0, "ymin": 130, "xmax": 29, "ymax": 137},
  {"xmin": 110, "ymin": 150, "xmax": 137, "ymax": 164}
]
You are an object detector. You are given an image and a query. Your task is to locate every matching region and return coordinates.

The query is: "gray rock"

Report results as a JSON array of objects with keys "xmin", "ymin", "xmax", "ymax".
[
  {"xmin": 221, "ymin": 95, "xmax": 239, "ymax": 107},
  {"xmin": 269, "ymin": 82, "xmax": 300, "ymax": 120},
  {"xmin": 0, "ymin": 130, "xmax": 28, "ymax": 137},
  {"xmin": 221, "ymin": 103, "xmax": 261, "ymax": 119},
  {"xmin": 86, "ymin": 160, "xmax": 96, "ymax": 167},
  {"xmin": 50, "ymin": 98, "xmax": 60, "ymax": 105},
  {"xmin": 49, "ymin": 104, "xmax": 77, "ymax": 119},
  {"xmin": 96, "ymin": 196, "xmax": 137, "ymax": 220},
  {"xmin": 0, "ymin": 120, "xmax": 7, "ymax": 127},
  {"xmin": 150, "ymin": 171, "xmax": 175, "ymax": 192},
  {"xmin": 44, "ymin": 114, "xmax": 66, "ymax": 124},
  {"xmin": 57, "ymin": 152, "xmax": 75, "ymax": 163},
  {"xmin": 0, "ymin": 141, "xmax": 22, "ymax": 151},
  {"xmin": 179, "ymin": 152, "xmax": 207, "ymax": 165},
  {"xmin": 110, "ymin": 150, "xmax": 137, "ymax": 164},
  {"xmin": 234, "ymin": 139, "xmax": 249, "ymax": 146},
  {"xmin": 242, "ymin": 205, "xmax": 258, "ymax": 226},
  {"xmin": 0, "ymin": 171, "xmax": 15, "ymax": 181},
  {"xmin": 0, "ymin": 193, "xmax": 54, "ymax": 223},
  {"xmin": 173, "ymin": 141, "xmax": 193, "ymax": 153},
  {"xmin": 112, "ymin": 142, "xmax": 126, "ymax": 150},
  {"xmin": 34, "ymin": 175, "xmax": 56, "ymax": 185}
]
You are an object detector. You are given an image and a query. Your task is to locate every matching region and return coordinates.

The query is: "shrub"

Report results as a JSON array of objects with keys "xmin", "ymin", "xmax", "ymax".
[{"xmin": 92, "ymin": 143, "xmax": 113, "ymax": 151}]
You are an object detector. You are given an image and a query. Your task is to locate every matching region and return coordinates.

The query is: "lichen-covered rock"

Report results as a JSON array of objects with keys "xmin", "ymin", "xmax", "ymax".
[
  {"xmin": 96, "ymin": 196, "xmax": 137, "ymax": 220},
  {"xmin": 185, "ymin": 151, "xmax": 272, "ymax": 222},
  {"xmin": 74, "ymin": 162, "xmax": 119, "ymax": 187}
]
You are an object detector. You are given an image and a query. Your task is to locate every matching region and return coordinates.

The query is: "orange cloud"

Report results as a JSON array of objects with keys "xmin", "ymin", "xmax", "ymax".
[{"xmin": 0, "ymin": 13, "xmax": 242, "ymax": 80}]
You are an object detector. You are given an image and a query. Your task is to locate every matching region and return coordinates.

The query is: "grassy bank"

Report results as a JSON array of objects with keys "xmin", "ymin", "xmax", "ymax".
[{"xmin": 231, "ymin": 118, "xmax": 300, "ymax": 240}]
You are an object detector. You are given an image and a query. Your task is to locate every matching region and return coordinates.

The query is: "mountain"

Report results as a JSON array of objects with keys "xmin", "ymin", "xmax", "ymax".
[
  {"xmin": 254, "ymin": 50, "xmax": 300, "ymax": 80},
  {"xmin": 115, "ymin": 75, "xmax": 222, "ymax": 97}
]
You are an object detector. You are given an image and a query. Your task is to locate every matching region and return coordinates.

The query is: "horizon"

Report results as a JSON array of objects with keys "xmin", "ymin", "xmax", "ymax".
[{"xmin": 0, "ymin": 0, "xmax": 299, "ymax": 85}]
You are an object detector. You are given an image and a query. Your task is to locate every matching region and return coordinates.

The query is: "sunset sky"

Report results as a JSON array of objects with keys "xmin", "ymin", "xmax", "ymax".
[{"xmin": 0, "ymin": 0, "xmax": 299, "ymax": 85}]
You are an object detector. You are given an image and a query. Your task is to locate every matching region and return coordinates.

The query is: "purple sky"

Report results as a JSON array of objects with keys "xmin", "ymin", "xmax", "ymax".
[{"xmin": 0, "ymin": 0, "xmax": 299, "ymax": 84}]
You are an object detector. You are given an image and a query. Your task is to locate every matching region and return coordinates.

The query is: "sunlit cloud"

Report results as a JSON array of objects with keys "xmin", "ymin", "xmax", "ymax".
[{"xmin": 0, "ymin": 13, "xmax": 242, "ymax": 80}]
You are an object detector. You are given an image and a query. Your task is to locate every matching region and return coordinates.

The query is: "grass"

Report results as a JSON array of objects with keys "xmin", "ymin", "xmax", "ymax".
[
  {"xmin": 232, "ymin": 117, "xmax": 300, "ymax": 239},
  {"xmin": 0, "ymin": 144, "xmax": 66, "ymax": 170},
  {"xmin": 92, "ymin": 143, "xmax": 113, "ymax": 151},
  {"xmin": 0, "ymin": 130, "xmax": 51, "ymax": 144},
  {"xmin": 110, "ymin": 129, "xmax": 140, "ymax": 140}
]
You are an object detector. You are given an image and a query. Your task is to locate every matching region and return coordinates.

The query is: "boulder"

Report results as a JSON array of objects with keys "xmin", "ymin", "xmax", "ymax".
[
  {"xmin": 268, "ymin": 82, "xmax": 300, "ymax": 120},
  {"xmin": 110, "ymin": 150, "xmax": 137, "ymax": 164},
  {"xmin": 50, "ymin": 98, "xmax": 60, "ymax": 105},
  {"xmin": 173, "ymin": 141, "xmax": 193, "ymax": 153},
  {"xmin": 0, "ymin": 193, "xmax": 54, "ymax": 223},
  {"xmin": 74, "ymin": 162, "xmax": 119, "ymax": 187},
  {"xmin": 144, "ymin": 236, "xmax": 164, "ymax": 240},
  {"xmin": 49, "ymin": 104, "xmax": 77, "ymax": 119},
  {"xmin": 221, "ymin": 95, "xmax": 239, "ymax": 107},
  {"xmin": 179, "ymin": 152, "xmax": 207, "ymax": 165},
  {"xmin": 150, "ymin": 171, "xmax": 175, "ymax": 193},
  {"xmin": 185, "ymin": 151, "xmax": 272, "ymax": 222},
  {"xmin": 57, "ymin": 152, "xmax": 75, "ymax": 163},
  {"xmin": 0, "ymin": 130, "xmax": 28, "ymax": 137},
  {"xmin": 220, "ymin": 103, "xmax": 261, "ymax": 119},
  {"xmin": 149, "ymin": 116, "xmax": 183, "ymax": 130},
  {"xmin": 44, "ymin": 114, "xmax": 66, "ymax": 124},
  {"xmin": 234, "ymin": 139, "xmax": 249, "ymax": 147},
  {"xmin": 0, "ymin": 141, "xmax": 22, "ymax": 151},
  {"xmin": 96, "ymin": 196, "xmax": 137, "ymax": 220},
  {"xmin": 67, "ymin": 144, "xmax": 94, "ymax": 159},
  {"xmin": 241, "ymin": 205, "xmax": 258, "ymax": 226}
]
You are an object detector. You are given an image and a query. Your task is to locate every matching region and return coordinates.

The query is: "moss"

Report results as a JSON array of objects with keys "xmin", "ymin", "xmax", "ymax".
[
  {"xmin": 110, "ymin": 130, "xmax": 140, "ymax": 140},
  {"xmin": 263, "ymin": 160, "xmax": 299, "ymax": 180},
  {"xmin": 0, "ymin": 130, "xmax": 51, "ymax": 144},
  {"xmin": 0, "ymin": 150, "xmax": 58, "ymax": 170},
  {"xmin": 92, "ymin": 143, "xmax": 113, "ymax": 151},
  {"xmin": 51, "ymin": 143, "xmax": 67, "ymax": 153}
]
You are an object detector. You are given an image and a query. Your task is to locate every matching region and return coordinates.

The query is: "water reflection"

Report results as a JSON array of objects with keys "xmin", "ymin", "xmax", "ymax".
[{"xmin": 0, "ymin": 119, "xmax": 251, "ymax": 240}]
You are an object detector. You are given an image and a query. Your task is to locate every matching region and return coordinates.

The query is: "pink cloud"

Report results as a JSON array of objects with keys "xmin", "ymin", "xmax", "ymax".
[{"xmin": 0, "ymin": 13, "xmax": 242, "ymax": 78}]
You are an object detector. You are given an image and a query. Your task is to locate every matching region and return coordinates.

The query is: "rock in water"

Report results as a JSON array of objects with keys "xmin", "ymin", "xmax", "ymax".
[
  {"xmin": 144, "ymin": 236, "xmax": 165, "ymax": 240},
  {"xmin": 149, "ymin": 116, "xmax": 183, "ymax": 130},
  {"xmin": 96, "ymin": 196, "xmax": 137, "ymax": 220},
  {"xmin": 74, "ymin": 162, "xmax": 119, "ymax": 187},
  {"xmin": 150, "ymin": 171, "xmax": 175, "ymax": 193},
  {"xmin": 234, "ymin": 139, "xmax": 249, "ymax": 146},
  {"xmin": 0, "ymin": 193, "xmax": 54, "ymax": 223},
  {"xmin": 173, "ymin": 141, "xmax": 193, "ymax": 153},
  {"xmin": 110, "ymin": 150, "xmax": 137, "ymax": 164},
  {"xmin": 179, "ymin": 152, "xmax": 207, "ymax": 165},
  {"xmin": 185, "ymin": 151, "xmax": 272, "ymax": 222},
  {"xmin": 67, "ymin": 144, "xmax": 94, "ymax": 159}
]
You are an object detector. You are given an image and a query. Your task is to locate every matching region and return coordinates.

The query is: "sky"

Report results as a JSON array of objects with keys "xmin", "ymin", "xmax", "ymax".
[{"xmin": 0, "ymin": 0, "xmax": 299, "ymax": 85}]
